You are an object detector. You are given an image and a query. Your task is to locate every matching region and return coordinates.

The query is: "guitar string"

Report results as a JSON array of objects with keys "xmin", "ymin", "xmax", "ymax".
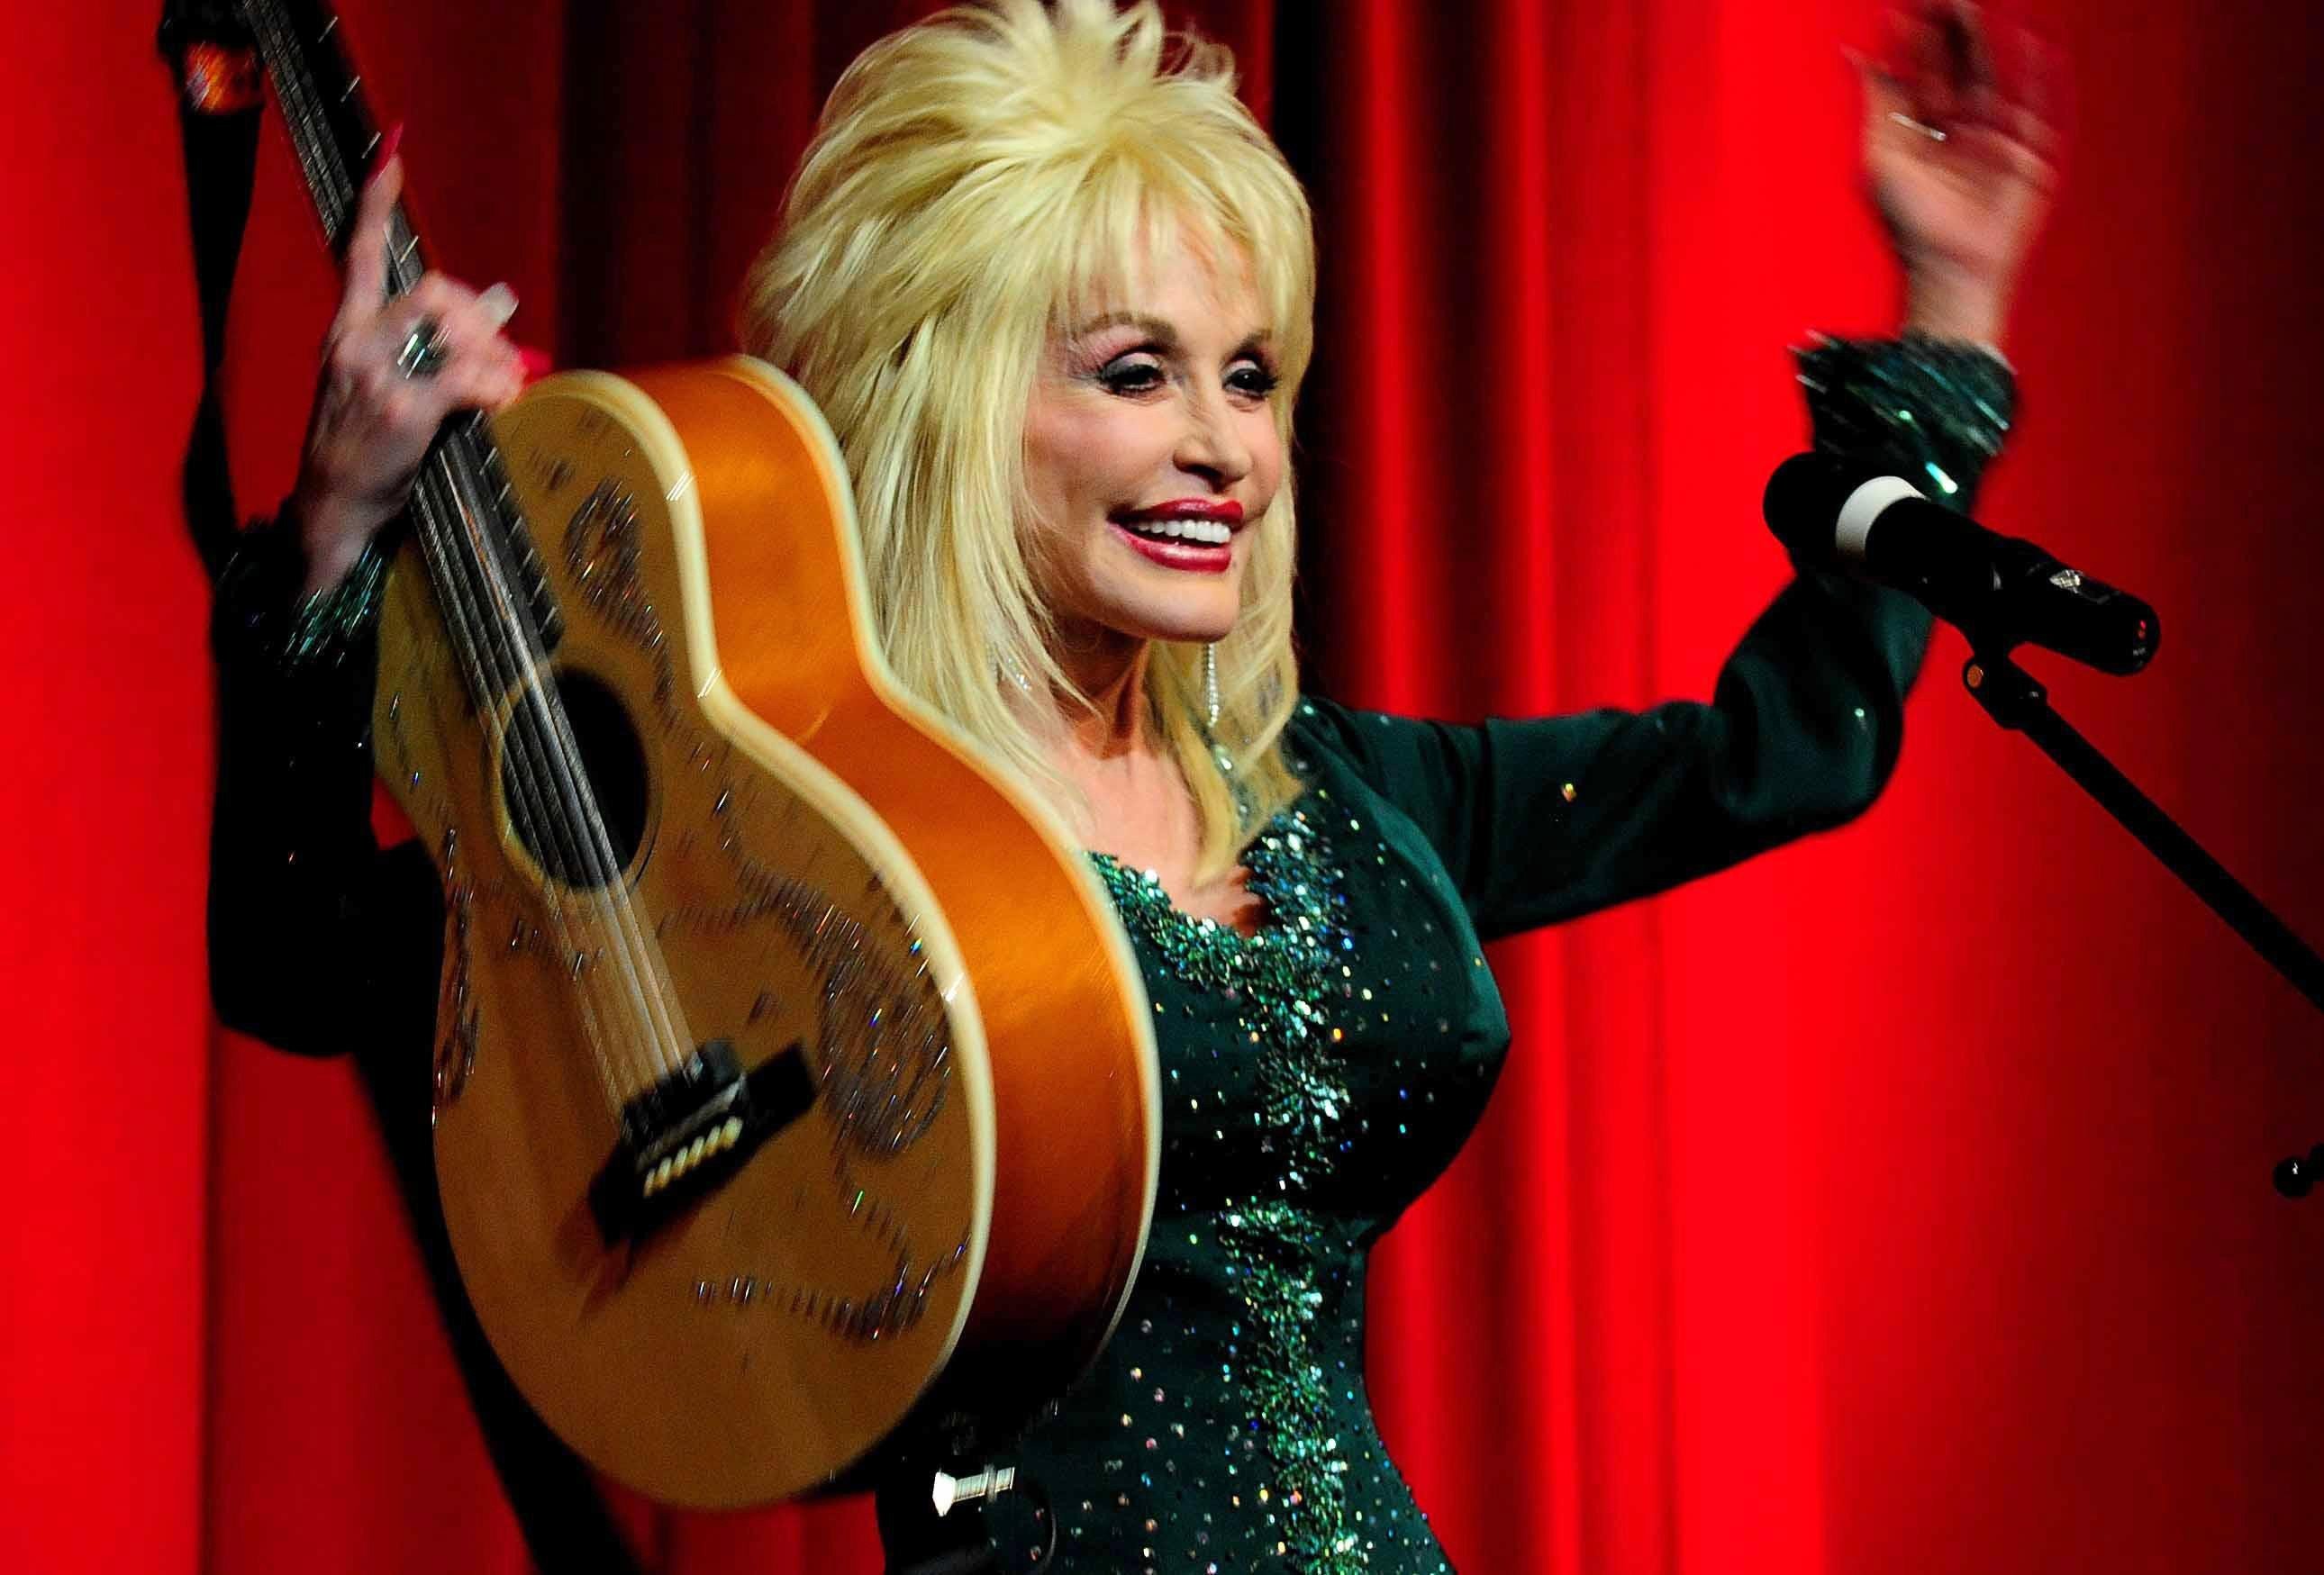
[
  {"xmin": 240, "ymin": 1, "xmax": 642, "ymax": 1108},
  {"xmin": 394, "ymin": 350, "xmax": 680, "ymax": 1097},
  {"xmin": 389, "ymin": 312, "xmax": 696, "ymax": 1087},
  {"xmin": 268, "ymin": 1, "xmax": 686, "ymax": 1104},
  {"xmin": 418, "ymin": 412, "xmax": 704, "ymax": 1088},
  {"xmin": 403, "ymin": 464, "xmax": 644, "ymax": 1108},
  {"xmin": 242, "ymin": 1, "xmax": 641, "ymax": 1109},
  {"xmin": 409, "ymin": 440, "xmax": 694, "ymax": 1088},
  {"xmin": 250, "ymin": 0, "xmax": 682, "ymax": 1107}
]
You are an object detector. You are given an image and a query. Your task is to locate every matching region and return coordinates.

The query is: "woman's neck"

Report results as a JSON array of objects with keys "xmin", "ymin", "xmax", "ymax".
[
  {"xmin": 1045, "ymin": 631, "xmax": 1210, "ymax": 875},
  {"xmin": 1050, "ymin": 627, "xmax": 1154, "ymax": 765}
]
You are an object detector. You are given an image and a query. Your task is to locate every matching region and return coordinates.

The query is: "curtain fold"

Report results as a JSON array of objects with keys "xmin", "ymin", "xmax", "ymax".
[{"xmin": 5, "ymin": 1, "xmax": 2322, "ymax": 1571}]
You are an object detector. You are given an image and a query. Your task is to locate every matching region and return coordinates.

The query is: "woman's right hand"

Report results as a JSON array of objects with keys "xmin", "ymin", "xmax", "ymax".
[{"xmin": 292, "ymin": 146, "xmax": 528, "ymax": 597}]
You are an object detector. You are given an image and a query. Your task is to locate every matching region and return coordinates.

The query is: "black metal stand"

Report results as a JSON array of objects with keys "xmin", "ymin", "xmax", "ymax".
[{"xmin": 1958, "ymin": 652, "xmax": 2324, "ymax": 1197}]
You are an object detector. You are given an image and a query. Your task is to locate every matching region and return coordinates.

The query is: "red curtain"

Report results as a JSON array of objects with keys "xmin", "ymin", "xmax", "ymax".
[{"xmin": 6, "ymin": 1, "xmax": 2322, "ymax": 1571}]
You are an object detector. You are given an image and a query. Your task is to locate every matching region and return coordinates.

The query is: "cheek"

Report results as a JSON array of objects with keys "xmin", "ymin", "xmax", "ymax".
[
  {"xmin": 1247, "ymin": 412, "xmax": 1287, "ymax": 502},
  {"xmin": 1021, "ymin": 404, "xmax": 1077, "ymax": 517},
  {"xmin": 1020, "ymin": 404, "xmax": 1127, "ymax": 596},
  {"xmin": 1027, "ymin": 405, "xmax": 1163, "ymax": 520}
]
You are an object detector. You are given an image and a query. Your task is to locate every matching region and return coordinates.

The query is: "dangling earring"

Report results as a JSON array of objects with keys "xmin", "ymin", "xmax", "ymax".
[{"xmin": 1203, "ymin": 643, "xmax": 1245, "ymax": 810}]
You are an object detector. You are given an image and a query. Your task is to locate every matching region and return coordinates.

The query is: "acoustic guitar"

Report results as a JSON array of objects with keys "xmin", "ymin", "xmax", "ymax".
[{"xmin": 233, "ymin": 0, "xmax": 1160, "ymax": 1508}]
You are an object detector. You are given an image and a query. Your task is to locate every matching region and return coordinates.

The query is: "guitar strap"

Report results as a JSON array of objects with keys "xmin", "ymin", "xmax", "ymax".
[{"xmin": 158, "ymin": 0, "xmax": 267, "ymax": 581}]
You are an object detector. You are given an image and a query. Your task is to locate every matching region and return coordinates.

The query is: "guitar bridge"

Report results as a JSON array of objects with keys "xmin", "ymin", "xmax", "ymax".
[{"xmin": 587, "ymin": 1038, "xmax": 815, "ymax": 1246}]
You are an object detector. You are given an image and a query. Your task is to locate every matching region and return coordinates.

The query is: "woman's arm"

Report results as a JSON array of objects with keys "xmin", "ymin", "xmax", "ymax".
[
  {"xmin": 206, "ymin": 514, "xmax": 440, "ymax": 1055},
  {"xmin": 1299, "ymin": 336, "xmax": 2010, "ymax": 944},
  {"xmin": 206, "ymin": 142, "xmax": 525, "ymax": 1055},
  {"xmin": 1294, "ymin": 6, "xmax": 2056, "ymax": 941}
]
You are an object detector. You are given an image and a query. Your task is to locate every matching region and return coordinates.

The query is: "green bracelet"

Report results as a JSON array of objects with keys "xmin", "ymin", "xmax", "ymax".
[
  {"xmin": 1793, "ymin": 332, "xmax": 2017, "ymax": 502},
  {"xmin": 282, "ymin": 538, "xmax": 387, "ymax": 673}
]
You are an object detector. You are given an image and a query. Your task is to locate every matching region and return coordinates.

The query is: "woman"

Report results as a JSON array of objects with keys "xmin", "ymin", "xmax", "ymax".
[{"xmin": 210, "ymin": 1, "xmax": 2053, "ymax": 1570}]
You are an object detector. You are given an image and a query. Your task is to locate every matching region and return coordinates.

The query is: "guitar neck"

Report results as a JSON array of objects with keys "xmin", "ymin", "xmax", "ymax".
[
  {"xmin": 239, "ymin": 0, "xmax": 421, "ymax": 282},
  {"xmin": 241, "ymin": 0, "xmax": 564, "ymax": 688}
]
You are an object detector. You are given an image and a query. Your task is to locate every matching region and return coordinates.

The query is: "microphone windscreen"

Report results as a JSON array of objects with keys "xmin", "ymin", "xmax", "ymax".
[{"xmin": 1762, "ymin": 453, "xmax": 1859, "ymax": 557}]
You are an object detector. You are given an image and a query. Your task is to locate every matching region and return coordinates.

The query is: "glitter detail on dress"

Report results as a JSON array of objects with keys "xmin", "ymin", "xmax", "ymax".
[{"xmin": 1088, "ymin": 806, "xmax": 1368, "ymax": 1570}]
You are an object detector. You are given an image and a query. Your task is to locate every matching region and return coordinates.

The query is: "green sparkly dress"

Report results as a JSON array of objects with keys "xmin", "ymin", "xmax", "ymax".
[
  {"xmin": 920, "ymin": 619, "xmax": 1937, "ymax": 1574},
  {"xmin": 204, "ymin": 338, "xmax": 2011, "ymax": 1575}
]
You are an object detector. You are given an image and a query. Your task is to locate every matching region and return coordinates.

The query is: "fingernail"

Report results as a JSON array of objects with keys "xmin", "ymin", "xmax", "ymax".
[
  {"xmin": 375, "ymin": 121, "xmax": 404, "ymax": 170},
  {"xmin": 477, "ymin": 282, "xmax": 519, "ymax": 328},
  {"xmin": 518, "ymin": 344, "xmax": 554, "ymax": 384}
]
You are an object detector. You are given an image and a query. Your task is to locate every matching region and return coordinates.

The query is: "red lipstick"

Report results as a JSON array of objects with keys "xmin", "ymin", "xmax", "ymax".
[
  {"xmin": 1107, "ymin": 498, "xmax": 1243, "ymax": 573},
  {"xmin": 1119, "ymin": 499, "xmax": 1246, "ymax": 525}
]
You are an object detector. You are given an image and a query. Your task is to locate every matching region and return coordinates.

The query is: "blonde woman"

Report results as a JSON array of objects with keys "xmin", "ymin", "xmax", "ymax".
[{"xmin": 210, "ymin": 1, "xmax": 2053, "ymax": 1569}]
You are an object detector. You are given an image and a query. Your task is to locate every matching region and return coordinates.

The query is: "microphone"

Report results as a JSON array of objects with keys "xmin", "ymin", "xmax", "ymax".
[{"xmin": 1763, "ymin": 453, "xmax": 2159, "ymax": 675}]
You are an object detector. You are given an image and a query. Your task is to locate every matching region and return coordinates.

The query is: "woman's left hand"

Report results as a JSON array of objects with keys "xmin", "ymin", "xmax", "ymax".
[{"xmin": 1853, "ymin": 2, "xmax": 2062, "ymax": 347}]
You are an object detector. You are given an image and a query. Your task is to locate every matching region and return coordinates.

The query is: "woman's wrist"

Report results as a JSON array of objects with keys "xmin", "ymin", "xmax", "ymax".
[
  {"xmin": 1901, "ymin": 259, "xmax": 2012, "ymax": 355},
  {"xmin": 230, "ymin": 490, "xmax": 391, "ymax": 674},
  {"xmin": 291, "ymin": 485, "xmax": 393, "ymax": 600}
]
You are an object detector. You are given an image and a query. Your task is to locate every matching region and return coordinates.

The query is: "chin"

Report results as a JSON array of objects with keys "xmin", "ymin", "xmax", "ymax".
[{"xmin": 1102, "ymin": 578, "xmax": 1242, "ymax": 646}]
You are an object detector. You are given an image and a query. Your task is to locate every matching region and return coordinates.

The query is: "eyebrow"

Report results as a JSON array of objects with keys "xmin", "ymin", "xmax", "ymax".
[
  {"xmin": 1067, "ymin": 312, "xmax": 1275, "ymax": 352},
  {"xmin": 1074, "ymin": 311, "xmax": 1177, "ymax": 342}
]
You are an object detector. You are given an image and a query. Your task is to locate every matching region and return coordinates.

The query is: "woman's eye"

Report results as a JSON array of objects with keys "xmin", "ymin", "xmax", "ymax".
[
  {"xmin": 1098, "ymin": 359, "xmax": 1166, "ymax": 394},
  {"xmin": 1228, "ymin": 363, "xmax": 1279, "ymax": 399}
]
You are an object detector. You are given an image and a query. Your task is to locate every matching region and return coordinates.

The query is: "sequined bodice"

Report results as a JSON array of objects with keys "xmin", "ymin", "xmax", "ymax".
[{"xmin": 984, "ymin": 783, "xmax": 1509, "ymax": 1573}]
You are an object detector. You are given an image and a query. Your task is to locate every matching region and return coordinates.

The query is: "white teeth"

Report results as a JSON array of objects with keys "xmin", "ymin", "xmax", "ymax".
[{"xmin": 1122, "ymin": 517, "xmax": 1231, "ymax": 546}]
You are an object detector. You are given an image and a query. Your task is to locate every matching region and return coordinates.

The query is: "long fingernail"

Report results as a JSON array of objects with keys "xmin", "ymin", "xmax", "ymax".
[
  {"xmin": 374, "ymin": 121, "xmax": 404, "ymax": 171},
  {"xmin": 477, "ymin": 282, "xmax": 520, "ymax": 329}
]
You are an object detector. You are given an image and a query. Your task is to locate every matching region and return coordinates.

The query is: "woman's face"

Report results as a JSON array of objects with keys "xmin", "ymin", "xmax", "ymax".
[{"xmin": 1021, "ymin": 237, "xmax": 1284, "ymax": 663}]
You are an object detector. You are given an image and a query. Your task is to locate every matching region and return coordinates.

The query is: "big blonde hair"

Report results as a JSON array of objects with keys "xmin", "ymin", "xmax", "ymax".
[{"xmin": 740, "ymin": 0, "xmax": 1314, "ymax": 878}]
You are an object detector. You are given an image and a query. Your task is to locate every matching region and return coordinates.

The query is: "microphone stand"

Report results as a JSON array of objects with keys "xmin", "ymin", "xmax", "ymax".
[{"xmin": 1957, "ymin": 650, "xmax": 2324, "ymax": 1199}]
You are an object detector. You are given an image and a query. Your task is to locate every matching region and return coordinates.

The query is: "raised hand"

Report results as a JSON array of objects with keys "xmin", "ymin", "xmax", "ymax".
[
  {"xmin": 1851, "ymin": 2, "xmax": 2062, "ymax": 347},
  {"xmin": 292, "ymin": 141, "xmax": 527, "ymax": 596}
]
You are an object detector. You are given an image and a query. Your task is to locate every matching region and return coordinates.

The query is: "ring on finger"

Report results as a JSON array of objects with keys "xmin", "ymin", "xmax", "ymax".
[
  {"xmin": 395, "ymin": 316, "xmax": 450, "ymax": 378},
  {"xmin": 1888, "ymin": 110, "xmax": 1949, "ymax": 142}
]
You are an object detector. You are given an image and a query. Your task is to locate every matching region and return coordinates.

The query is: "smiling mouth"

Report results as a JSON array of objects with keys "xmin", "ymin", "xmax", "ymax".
[
  {"xmin": 1111, "ymin": 514, "xmax": 1234, "ymax": 546},
  {"xmin": 1106, "ymin": 520, "xmax": 1236, "ymax": 573}
]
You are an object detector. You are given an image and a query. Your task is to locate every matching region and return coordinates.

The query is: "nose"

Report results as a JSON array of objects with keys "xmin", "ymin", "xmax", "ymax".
[{"xmin": 1175, "ymin": 380, "xmax": 1253, "ymax": 490}]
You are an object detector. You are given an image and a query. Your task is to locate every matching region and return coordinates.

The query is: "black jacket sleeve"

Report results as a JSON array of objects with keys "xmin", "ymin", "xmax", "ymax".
[{"xmin": 206, "ymin": 520, "xmax": 441, "ymax": 1055}]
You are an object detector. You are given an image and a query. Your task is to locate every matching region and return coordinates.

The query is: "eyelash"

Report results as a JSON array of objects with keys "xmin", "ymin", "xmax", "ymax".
[{"xmin": 1097, "ymin": 355, "xmax": 1278, "ymax": 400}]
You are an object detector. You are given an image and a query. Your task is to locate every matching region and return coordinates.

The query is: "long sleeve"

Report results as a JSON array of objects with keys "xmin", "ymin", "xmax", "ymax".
[
  {"xmin": 1293, "ymin": 335, "xmax": 2016, "ymax": 945},
  {"xmin": 206, "ymin": 519, "xmax": 441, "ymax": 1056}
]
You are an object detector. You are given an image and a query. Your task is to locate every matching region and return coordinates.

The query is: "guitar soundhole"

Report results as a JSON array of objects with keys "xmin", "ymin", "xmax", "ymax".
[{"xmin": 501, "ymin": 671, "xmax": 651, "ymax": 888}]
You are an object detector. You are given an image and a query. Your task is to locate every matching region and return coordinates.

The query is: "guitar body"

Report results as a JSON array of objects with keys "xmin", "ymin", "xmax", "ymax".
[{"xmin": 371, "ymin": 358, "xmax": 1159, "ymax": 1507}]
